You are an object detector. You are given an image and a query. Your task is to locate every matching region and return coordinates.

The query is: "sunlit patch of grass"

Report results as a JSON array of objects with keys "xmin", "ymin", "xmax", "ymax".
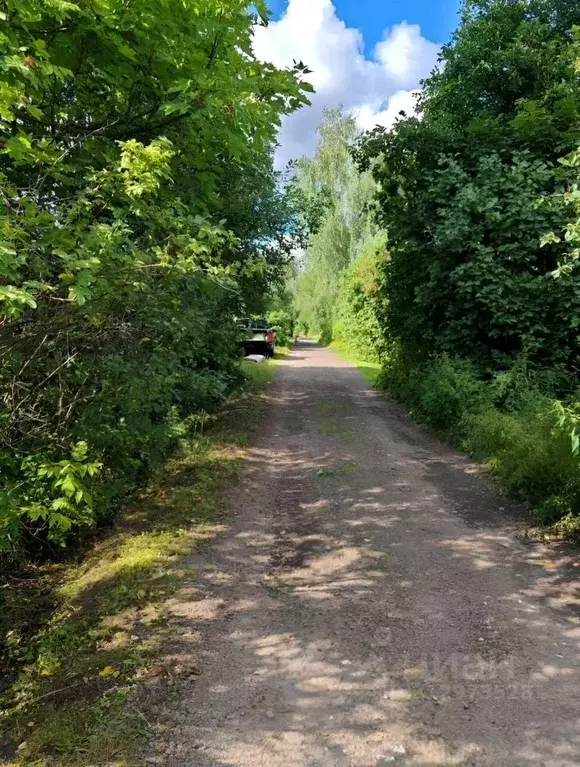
[
  {"xmin": 529, "ymin": 513, "xmax": 580, "ymax": 543},
  {"xmin": 242, "ymin": 359, "xmax": 276, "ymax": 387},
  {"xmin": 60, "ymin": 532, "xmax": 192, "ymax": 611},
  {"xmin": 320, "ymin": 416, "xmax": 338, "ymax": 435},
  {"xmin": 274, "ymin": 345, "xmax": 291, "ymax": 359},
  {"xmin": 315, "ymin": 462, "xmax": 356, "ymax": 480},
  {"xmin": 0, "ymin": 356, "xmax": 281, "ymax": 767},
  {"xmin": 329, "ymin": 339, "xmax": 382, "ymax": 385},
  {"xmin": 319, "ymin": 418, "xmax": 353, "ymax": 443},
  {"xmin": 17, "ymin": 694, "xmax": 146, "ymax": 767},
  {"xmin": 317, "ymin": 403, "xmax": 353, "ymax": 443},
  {"xmin": 318, "ymin": 404, "xmax": 341, "ymax": 438}
]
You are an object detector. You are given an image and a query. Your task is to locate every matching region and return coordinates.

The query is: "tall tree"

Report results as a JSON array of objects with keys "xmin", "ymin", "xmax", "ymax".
[
  {"xmin": 357, "ymin": 0, "xmax": 580, "ymax": 368},
  {"xmin": 292, "ymin": 108, "xmax": 378, "ymax": 341},
  {"xmin": 0, "ymin": 0, "xmax": 311, "ymax": 551}
]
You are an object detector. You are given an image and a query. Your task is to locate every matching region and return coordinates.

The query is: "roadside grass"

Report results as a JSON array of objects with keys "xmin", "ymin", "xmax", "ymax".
[
  {"xmin": 316, "ymin": 403, "xmax": 353, "ymax": 443},
  {"xmin": 274, "ymin": 345, "xmax": 291, "ymax": 361},
  {"xmin": 0, "ymin": 359, "xmax": 279, "ymax": 767},
  {"xmin": 315, "ymin": 462, "xmax": 356, "ymax": 480},
  {"xmin": 529, "ymin": 514, "xmax": 580, "ymax": 542},
  {"xmin": 328, "ymin": 339, "xmax": 382, "ymax": 386},
  {"xmin": 381, "ymin": 350, "xmax": 580, "ymax": 542}
]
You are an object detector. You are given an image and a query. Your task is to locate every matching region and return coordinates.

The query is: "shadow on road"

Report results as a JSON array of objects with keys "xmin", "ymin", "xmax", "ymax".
[{"xmin": 148, "ymin": 341, "xmax": 580, "ymax": 767}]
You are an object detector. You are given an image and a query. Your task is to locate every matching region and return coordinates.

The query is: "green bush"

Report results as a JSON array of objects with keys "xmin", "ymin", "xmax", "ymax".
[
  {"xmin": 332, "ymin": 234, "xmax": 388, "ymax": 363},
  {"xmin": 0, "ymin": 0, "xmax": 310, "ymax": 558},
  {"xmin": 463, "ymin": 406, "xmax": 580, "ymax": 511},
  {"xmin": 417, "ymin": 357, "xmax": 490, "ymax": 433},
  {"xmin": 381, "ymin": 351, "xmax": 580, "ymax": 529},
  {"xmin": 0, "ymin": 277, "xmax": 244, "ymax": 557},
  {"xmin": 376, "ymin": 342, "xmax": 420, "ymax": 403},
  {"xmin": 381, "ymin": 348, "xmax": 490, "ymax": 430},
  {"xmin": 357, "ymin": 2, "xmax": 580, "ymax": 369},
  {"xmin": 267, "ymin": 309, "xmax": 295, "ymax": 347}
]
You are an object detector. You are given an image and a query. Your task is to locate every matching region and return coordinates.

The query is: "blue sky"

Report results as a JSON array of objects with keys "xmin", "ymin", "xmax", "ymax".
[
  {"xmin": 253, "ymin": 0, "xmax": 463, "ymax": 166},
  {"xmin": 267, "ymin": 0, "xmax": 462, "ymax": 54}
]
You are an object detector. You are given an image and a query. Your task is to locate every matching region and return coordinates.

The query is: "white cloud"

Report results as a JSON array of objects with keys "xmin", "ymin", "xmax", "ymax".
[
  {"xmin": 354, "ymin": 89, "xmax": 420, "ymax": 132},
  {"xmin": 375, "ymin": 21, "xmax": 440, "ymax": 88},
  {"xmin": 252, "ymin": 0, "xmax": 440, "ymax": 167}
]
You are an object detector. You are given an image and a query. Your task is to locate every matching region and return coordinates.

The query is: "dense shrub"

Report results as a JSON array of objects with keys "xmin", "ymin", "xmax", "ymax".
[
  {"xmin": 381, "ymin": 351, "xmax": 490, "ymax": 433},
  {"xmin": 332, "ymin": 234, "xmax": 389, "ymax": 363},
  {"xmin": 0, "ymin": 0, "xmax": 310, "ymax": 557},
  {"xmin": 382, "ymin": 352, "xmax": 580, "ymax": 532},
  {"xmin": 357, "ymin": 0, "xmax": 580, "ymax": 368},
  {"xmin": 463, "ymin": 408, "xmax": 579, "ymax": 512},
  {"xmin": 267, "ymin": 309, "xmax": 295, "ymax": 347}
]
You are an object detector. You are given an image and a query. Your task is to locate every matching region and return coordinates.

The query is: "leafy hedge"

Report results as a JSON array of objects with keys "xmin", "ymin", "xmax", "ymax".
[
  {"xmin": 0, "ymin": 0, "xmax": 311, "ymax": 558},
  {"xmin": 332, "ymin": 233, "xmax": 389, "ymax": 363},
  {"xmin": 357, "ymin": 0, "xmax": 580, "ymax": 368}
]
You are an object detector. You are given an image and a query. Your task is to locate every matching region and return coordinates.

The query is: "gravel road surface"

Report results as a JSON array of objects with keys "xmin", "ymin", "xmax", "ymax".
[{"xmin": 150, "ymin": 341, "xmax": 580, "ymax": 767}]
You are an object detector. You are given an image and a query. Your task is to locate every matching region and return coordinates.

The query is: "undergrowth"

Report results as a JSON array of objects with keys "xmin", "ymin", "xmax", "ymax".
[
  {"xmin": 0, "ymin": 359, "xmax": 279, "ymax": 767},
  {"xmin": 380, "ymin": 347, "xmax": 580, "ymax": 541}
]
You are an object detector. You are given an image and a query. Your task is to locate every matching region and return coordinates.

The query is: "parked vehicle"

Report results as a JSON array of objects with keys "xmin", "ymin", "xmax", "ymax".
[{"xmin": 237, "ymin": 318, "xmax": 275, "ymax": 358}]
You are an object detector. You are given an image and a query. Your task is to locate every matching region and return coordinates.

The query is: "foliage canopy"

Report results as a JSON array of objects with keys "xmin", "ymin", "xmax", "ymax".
[
  {"xmin": 291, "ymin": 108, "xmax": 386, "ymax": 349},
  {"xmin": 356, "ymin": 0, "xmax": 580, "ymax": 369},
  {"xmin": 0, "ymin": 0, "xmax": 311, "ymax": 553}
]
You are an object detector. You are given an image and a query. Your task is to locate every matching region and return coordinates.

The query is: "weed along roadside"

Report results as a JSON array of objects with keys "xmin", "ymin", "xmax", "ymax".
[{"xmin": 0, "ymin": 358, "xmax": 281, "ymax": 767}]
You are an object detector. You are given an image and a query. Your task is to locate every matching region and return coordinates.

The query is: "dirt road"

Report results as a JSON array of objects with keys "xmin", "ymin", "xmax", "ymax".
[{"xmin": 151, "ymin": 341, "xmax": 580, "ymax": 767}]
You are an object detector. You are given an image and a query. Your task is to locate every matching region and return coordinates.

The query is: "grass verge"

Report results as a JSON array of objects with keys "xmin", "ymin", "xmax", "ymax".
[
  {"xmin": 328, "ymin": 339, "xmax": 382, "ymax": 386},
  {"xmin": 0, "ymin": 358, "xmax": 279, "ymax": 767}
]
